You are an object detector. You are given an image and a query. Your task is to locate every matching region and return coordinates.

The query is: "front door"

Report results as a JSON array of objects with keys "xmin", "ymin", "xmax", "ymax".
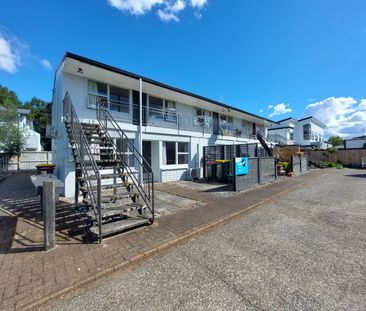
[{"xmin": 142, "ymin": 141, "xmax": 152, "ymax": 166}]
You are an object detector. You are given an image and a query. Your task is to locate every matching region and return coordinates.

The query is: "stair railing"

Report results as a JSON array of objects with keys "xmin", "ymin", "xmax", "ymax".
[
  {"xmin": 96, "ymin": 99, "xmax": 154, "ymax": 223},
  {"xmin": 256, "ymin": 130, "xmax": 281, "ymax": 159},
  {"xmin": 63, "ymin": 92, "xmax": 103, "ymax": 242}
]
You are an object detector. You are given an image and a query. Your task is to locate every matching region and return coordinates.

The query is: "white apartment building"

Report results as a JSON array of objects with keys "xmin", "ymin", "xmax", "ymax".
[
  {"xmin": 52, "ymin": 53, "xmax": 277, "ymax": 197},
  {"xmin": 268, "ymin": 116, "xmax": 326, "ymax": 147}
]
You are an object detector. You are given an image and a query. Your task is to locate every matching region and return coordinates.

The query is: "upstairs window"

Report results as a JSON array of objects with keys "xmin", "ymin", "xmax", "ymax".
[
  {"xmin": 149, "ymin": 96, "xmax": 164, "ymax": 119},
  {"xmin": 88, "ymin": 80, "xmax": 108, "ymax": 108},
  {"xmin": 303, "ymin": 124, "xmax": 311, "ymax": 140},
  {"xmin": 109, "ymin": 86, "xmax": 130, "ymax": 113},
  {"xmin": 252, "ymin": 123, "xmax": 257, "ymax": 135}
]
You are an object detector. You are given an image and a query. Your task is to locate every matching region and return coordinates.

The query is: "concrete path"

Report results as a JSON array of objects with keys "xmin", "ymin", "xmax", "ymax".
[{"xmin": 51, "ymin": 169, "xmax": 366, "ymax": 311}]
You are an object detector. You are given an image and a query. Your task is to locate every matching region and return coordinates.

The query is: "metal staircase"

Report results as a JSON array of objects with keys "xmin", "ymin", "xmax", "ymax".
[
  {"xmin": 256, "ymin": 131, "xmax": 281, "ymax": 159},
  {"xmin": 63, "ymin": 93, "xmax": 154, "ymax": 243}
]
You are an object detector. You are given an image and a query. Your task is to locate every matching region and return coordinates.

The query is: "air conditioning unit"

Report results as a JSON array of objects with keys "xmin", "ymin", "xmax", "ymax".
[
  {"xmin": 187, "ymin": 168, "xmax": 200, "ymax": 180},
  {"xmin": 46, "ymin": 125, "xmax": 56, "ymax": 139}
]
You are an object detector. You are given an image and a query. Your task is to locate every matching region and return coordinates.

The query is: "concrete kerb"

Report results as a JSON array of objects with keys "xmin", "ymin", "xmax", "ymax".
[{"xmin": 20, "ymin": 171, "xmax": 322, "ymax": 311}]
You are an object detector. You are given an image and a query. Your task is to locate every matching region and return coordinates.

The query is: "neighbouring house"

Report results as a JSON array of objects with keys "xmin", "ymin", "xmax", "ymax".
[
  {"xmin": 344, "ymin": 135, "xmax": 366, "ymax": 149},
  {"xmin": 51, "ymin": 52, "xmax": 278, "ymax": 197},
  {"xmin": 268, "ymin": 116, "xmax": 326, "ymax": 147},
  {"xmin": 18, "ymin": 108, "xmax": 42, "ymax": 151}
]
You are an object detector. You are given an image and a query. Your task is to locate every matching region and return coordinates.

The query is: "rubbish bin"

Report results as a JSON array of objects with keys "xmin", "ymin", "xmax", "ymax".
[
  {"xmin": 207, "ymin": 161, "xmax": 216, "ymax": 180},
  {"xmin": 216, "ymin": 160, "xmax": 231, "ymax": 182}
]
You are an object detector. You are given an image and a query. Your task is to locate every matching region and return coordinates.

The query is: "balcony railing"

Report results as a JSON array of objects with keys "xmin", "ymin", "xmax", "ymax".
[{"xmin": 87, "ymin": 94, "xmax": 257, "ymax": 139}]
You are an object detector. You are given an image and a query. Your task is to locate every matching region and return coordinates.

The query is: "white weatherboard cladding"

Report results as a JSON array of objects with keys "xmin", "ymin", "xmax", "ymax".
[{"xmin": 53, "ymin": 58, "xmax": 270, "ymax": 197}]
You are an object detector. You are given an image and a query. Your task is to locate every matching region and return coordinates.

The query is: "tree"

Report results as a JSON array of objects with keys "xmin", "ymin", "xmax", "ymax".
[
  {"xmin": 24, "ymin": 97, "xmax": 52, "ymax": 150},
  {"xmin": 328, "ymin": 136, "xmax": 343, "ymax": 147},
  {"xmin": 0, "ymin": 86, "xmax": 26, "ymax": 155}
]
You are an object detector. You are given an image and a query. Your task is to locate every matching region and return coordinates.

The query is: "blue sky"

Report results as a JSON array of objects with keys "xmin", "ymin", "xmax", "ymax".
[{"xmin": 0, "ymin": 0, "xmax": 366, "ymax": 137}]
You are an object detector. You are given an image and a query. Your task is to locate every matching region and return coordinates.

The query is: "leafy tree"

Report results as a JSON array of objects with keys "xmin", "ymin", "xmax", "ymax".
[
  {"xmin": 0, "ymin": 85, "xmax": 22, "ymax": 108},
  {"xmin": 0, "ymin": 87, "xmax": 26, "ymax": 155},
  {"xmin": 328, "ymin": 136, "xmax": 343, "ymax": 147},
  {"xmin": 24, "ymin": 97, "xmax": 52, "ymax": 150}
]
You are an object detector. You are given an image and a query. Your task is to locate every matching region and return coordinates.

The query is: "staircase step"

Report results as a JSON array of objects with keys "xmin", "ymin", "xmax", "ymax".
[
  {"xmin": 80, "ymin": 183, "xmax": 126, "ymax": 192},
  {"xmin": 82, "ymin": 192, "xmax": 135, "ymax": 204},
  {"xmin": 89, "ymin": 173, "xmax": 128, "ymax": 180},
  {"xmin": 86, "ymin": 203, "xmax": 144, "ymax": 219},
  {"xmin": 89, "ymin": 217, "xmax": 150, "ymax": 237}
]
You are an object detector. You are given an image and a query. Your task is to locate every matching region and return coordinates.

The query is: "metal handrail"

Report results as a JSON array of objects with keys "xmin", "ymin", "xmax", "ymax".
[
  {"xmin": 96, "ymin": 99, "xmax": 154, "ymax": 222},
  {"xmin": 63, "ymin": 93, "xmax": 103, "ymax": 242}
]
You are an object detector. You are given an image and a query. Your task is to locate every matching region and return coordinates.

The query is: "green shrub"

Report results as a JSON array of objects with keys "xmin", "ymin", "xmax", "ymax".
[
  {"xmin": 327, "ymin": 162, "xmax": 337, "ymax": 168},
  {"xmin": 278, "ymin": 161, "xmax": 290, "ymax": 171}
]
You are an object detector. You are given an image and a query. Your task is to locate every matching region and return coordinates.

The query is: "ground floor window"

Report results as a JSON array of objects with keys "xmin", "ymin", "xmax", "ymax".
[
  {"xmin": 116, "ymin": 138, "xmax": 134, "ymax": 167},
  {"xmin": 163, "ymin": 142, "xmax": 189, "ymax": 165}
]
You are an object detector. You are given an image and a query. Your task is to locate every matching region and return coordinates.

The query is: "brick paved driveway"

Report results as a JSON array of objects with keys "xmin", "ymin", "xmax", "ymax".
[{"xmin": 0, "ymin": 170, "xmax": 324, "ymax": 310}]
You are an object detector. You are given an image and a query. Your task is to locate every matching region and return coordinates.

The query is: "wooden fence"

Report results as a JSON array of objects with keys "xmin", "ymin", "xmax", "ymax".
[
  {"xmin": 304, "ymin": 149, "xmax": 366, "ymax": 168},
  {"xmin": 0, "ymin": 152, "xmax": 52, "ymax": 173}
]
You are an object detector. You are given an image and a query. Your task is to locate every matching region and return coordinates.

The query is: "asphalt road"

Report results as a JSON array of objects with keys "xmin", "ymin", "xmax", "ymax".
[{"xmin": 52, "ymin": 169, "xmax": 366, "ymax": 311}]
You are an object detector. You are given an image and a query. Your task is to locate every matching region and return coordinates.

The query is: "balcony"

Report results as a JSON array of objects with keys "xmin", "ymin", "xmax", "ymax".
[{"xmin": 87, "ymin": 94, "xmax": 255, "ymax": 139}]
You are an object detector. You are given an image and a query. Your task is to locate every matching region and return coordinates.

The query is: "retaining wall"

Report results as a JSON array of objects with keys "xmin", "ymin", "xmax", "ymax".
[{"xmin": 234, "ymin": 157, "xmax": 276, "ymax": 191}]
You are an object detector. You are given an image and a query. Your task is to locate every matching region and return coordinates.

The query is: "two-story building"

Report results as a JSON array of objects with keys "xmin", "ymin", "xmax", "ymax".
[
  {"xmin": 268, "ymin": 116, "xmax": 326, "ymax": 147},
  {"xmin": 52, "ymin": 53, "xmax": 277, "ymax": 197},
  {"xmin": 18, "ymin": 108, "xmax": 41, "ymax": 151}
]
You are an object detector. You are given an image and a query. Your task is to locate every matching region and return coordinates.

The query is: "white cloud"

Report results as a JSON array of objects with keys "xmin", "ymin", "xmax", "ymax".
[
  {"xmin": 0, "ymin": 28, "xmax": 51, "ymax": 73},
  {"xmin": 268, "ymin": 103, "xmax": 292, "ymax": 118},
  {"xmin": 158, "ymin": 0, "xmax": 186, "ymax": 22},
  {"xmin": 304, "ymin": 97, "xmax": 366, "ymax": 138},
  {"xmin": 0, "ymin": 33, "xmax": 21, "ymax": 73},
  {"xmin": 260, "ymin": 109, "xmax": 264, "ymax": 113},
  {"xmin": 40, "ymin": 59, "xmax": 52, "ymax": 70},
  {"xmin": 359, "ymin": 99, "xmax": 366, "ymax": 110},
  {"xmin": 107, "ymin": 0, "xmax": 207, "ymax": 22},
  {"xmin": 190, "ymin": 0, "xmax": 207, "ymax": 7}
]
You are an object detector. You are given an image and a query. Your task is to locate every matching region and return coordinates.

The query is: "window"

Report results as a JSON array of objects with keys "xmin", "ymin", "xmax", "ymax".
[
  {"xmin": 88, "ymin": 80, "xmax": 108, "ymax": 108},
  {"xmin": 116, "ymin": 139, "xmax": 134, "ymax": 167},
  {"xmin": 289, "ymin": 132, "xmax": 294, "ymax": 140},
  {"xmin": 178, "ymin": 142, "xmax": 189, "ymax": 164},
  {"xmin": 149, "ymin": 96, "xmax": 164, "ymax": 119},
  {"xmin": 196, "ymin": 108, "xmax": 203, "ymax": 116},
  {"xmin": 110, "ymin": 86, "xmax": 129, "ymax": 113},
  {"xmin": 163, "ymin": 142, "xmax": 189, "ymax": 165},
  {"xmin": 252, "ymin": 123, "xmax": 257, "ymax": 135},
  {"xmin": 165, "ymin": 142, "xmax": 176, "ymax": 165},
  {"xmin": 164, "ymin": 100, "xmax": 177, "ymax": 123},
  {"xmin": 227, "ymin": 116, "xmax": 233, "ymax": 124},
  {"xmin": 303, "ymin": 124, "xmax": 311, "ymax": 140}
]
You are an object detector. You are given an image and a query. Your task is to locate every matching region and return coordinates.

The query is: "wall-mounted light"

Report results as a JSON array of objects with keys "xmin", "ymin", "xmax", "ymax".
[{"xmin": 77, "ymin": 68, "xmax": 83, "ymax": 74}]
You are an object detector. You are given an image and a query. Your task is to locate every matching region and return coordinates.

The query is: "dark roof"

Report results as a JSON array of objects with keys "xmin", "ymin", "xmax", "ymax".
[
  {"xmin": 63, "ymin": 52, "xmax": 278, "ymax": 125},
  {"xmin": 277, "ymin": 117, "xmax": 295, "ymax": 123},
  {"xmin": 345, "ymin": 135, "xmax": 366, "ymax": 141},
  {"xmin": 268, "ymin": 126, "xmax": 293, "ymax": 131},
  {"xmin": 297, "ymin": 116, "xmax": 326, "ymax": 128}
]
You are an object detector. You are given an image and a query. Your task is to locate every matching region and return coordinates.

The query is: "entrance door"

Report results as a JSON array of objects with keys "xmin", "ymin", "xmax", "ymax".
[{"xmin": 142, "ymin": 141, "xmax": 152, "ymax": 166}]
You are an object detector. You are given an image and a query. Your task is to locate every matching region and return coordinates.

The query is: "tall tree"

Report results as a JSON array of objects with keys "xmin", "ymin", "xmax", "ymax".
[
  {"xmin": 328, "ymin": 136, "xmax": 343, "ymax": 147},
  {"xmin": 0, "ymin": 85, "xmax": 26, "ymax": 155},
  {"xmin": 24, "ymin": 97, "xmax": 52, "ymax": 150}
]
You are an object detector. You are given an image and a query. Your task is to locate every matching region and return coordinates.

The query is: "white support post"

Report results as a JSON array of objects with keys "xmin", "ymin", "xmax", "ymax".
[{"xmin": 139, "ymin": 78, "xmax": 143, "ymax": 185}]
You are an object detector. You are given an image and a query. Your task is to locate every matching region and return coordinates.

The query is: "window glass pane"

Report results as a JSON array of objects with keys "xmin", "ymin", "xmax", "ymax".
[
  {"xmin": 165, "ymin": 142, "xmax": 176, "ymax": 165},
  {"xmin": 110, "ymin": 86, "xmax": 129, "ymax": 113},
  {"xmin": 149, "ymin": 96, "xmax": 164, "ymax": 119},
  {"xmin": 303, "ymin": 124, "xmax": 310, "ymax": 140},
  {"xmin": 165, "ymin": 100, "xmax": 177, "ymax": 123},
  {"xmin": 220, "ymin": 115, "xmax": 227, "ymax": 122},
  {"xmin": 178, "ymin": 142, "xmax": 188, "ymax": 153},
  {"xmin": 178, "ymin": 154, "xmax": 188, "ymax": 164},
  {"xmin": 228, "ymin": 116, "xmax": 233, "ymax": 124},
  {"xmin": 196, "ymin": 108, "xmax": 203, "ymax": 116}
]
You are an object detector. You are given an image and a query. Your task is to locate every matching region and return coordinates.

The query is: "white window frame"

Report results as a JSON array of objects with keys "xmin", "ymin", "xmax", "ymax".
[{"xmin": 163, "ymin": 141, "xmax": 189, "ymax": 166}]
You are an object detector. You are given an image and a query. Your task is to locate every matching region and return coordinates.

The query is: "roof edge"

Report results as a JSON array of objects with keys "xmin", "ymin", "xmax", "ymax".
[{"xmin": 63, "ymin": 52, "xmax": 278, "ymax": 125}]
